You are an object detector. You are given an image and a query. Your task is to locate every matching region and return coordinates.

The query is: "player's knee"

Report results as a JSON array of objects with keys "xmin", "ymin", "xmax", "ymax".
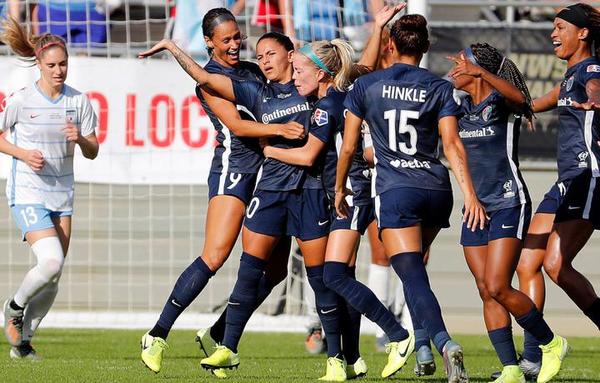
[
  {"xmin": 484, "ymin": 280, "xmax": 509, "ymax": 301},
  {"xmin": 201, "ymin": 248, "xmax": 230, "ymax": 271},
  {"xmin": 542, "ymin": 255, "xmax": 565, "ymax": 283},
  {"xmin": 475, "ymin": 279, "xmax": 492, "ymax": 301},
  {"xmin": 322, "ymin": 265, "xmax": 345, "ymax": 291}
]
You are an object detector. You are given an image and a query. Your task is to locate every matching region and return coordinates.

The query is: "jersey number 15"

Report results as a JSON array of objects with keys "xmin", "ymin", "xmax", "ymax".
[{"xmin": 384, "ymin": 109, "xmax": 419, "ymax": 155}]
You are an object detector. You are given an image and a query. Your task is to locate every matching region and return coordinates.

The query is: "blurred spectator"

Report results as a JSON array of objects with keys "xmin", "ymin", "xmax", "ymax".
[
  {"xmin": 171, "ymin": 0, "xmax": 245, "ymax": 60},
  {"xmin": 281, "ymin": 0, "xmax": 384, "ymax": 48},
  {"xmin": 31, "ymin": 0, "xmax": 116, "ymax": 46},
  {"xmin": 252, "ymin": 0, "xmax": 283, "ymax": 33}
]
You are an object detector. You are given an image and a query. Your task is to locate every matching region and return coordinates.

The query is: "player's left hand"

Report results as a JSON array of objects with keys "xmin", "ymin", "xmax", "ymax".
[
  {"xmin": 62, "ymin": 122, "xmax": 81, "ymax": 143},
  {"xmin": 375, "ymin": 3, "xmax": 406, "ymax": 29},
  {"xmin": 463, "ymin": 193, "xmax": 489, "ymax": 231},
  {"xmin": 334, "ymin": 187, "xmax": 353, "ymax": 219},
  {"xmin": 138, "ymin": 39, "xmax": 173, "ymax": 58},
  {"xmin": 448, "ymin": 54, "xmax": 483, "ymax": 79},
  {"xmin": 572, "ymin": 100, "xmax": 600, "ymax": 110}
]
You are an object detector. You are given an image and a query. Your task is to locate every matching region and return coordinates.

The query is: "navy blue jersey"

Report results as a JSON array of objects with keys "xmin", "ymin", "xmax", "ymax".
[
  {"xmin": 557, "ymin": 56, "xmax": 600, "ymax": 181},
  {"xmin": 232, "ymin": 80, "xmax": 313, "ymax": 191},
  {"xmin": 319, "ymin": 89, "xmax": 371, "ymax": 205},
  {"xmin": 458, "ymin": 91, "xmax": 530, "ymax": 211},
  {"xmin": 197, "ymin": 59, "xmax": 266, "ymax": 174},
  {"xmin": 344, "ymin": 63, "xmax": 459, "ymax": 195}
]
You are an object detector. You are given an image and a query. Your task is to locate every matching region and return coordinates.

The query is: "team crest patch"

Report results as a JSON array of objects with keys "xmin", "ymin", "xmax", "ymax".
[
  {"xmin": 482, "ymin": 105, "xmax": 493, "ymax": 122},
  {"xmin": 313, "ymin": 108, "xmax": 329, "ymax": 126},
  {"xmin": 587, "ymin": 65, "xmax": 600, "ymax": 72},
  {"xmin": 566, "ymin": 75, "xmax": 575, "ymax": 91}
]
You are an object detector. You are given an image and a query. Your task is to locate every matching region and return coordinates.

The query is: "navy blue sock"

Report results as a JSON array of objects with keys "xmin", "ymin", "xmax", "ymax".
[
  {"xmin": 583, "ymin": 298, "xmax": 600, "ymax": 330},
  {"xmin": 407, "ymin": 286, "xmax": 430, "ymax": 350},
  {"xmin": 307, "ymin": 265, "xmax": 343, "ymax": 358},
  {"xmin": 211, "ymin": 274, "xmax": 275, "ymax": 343},
  {"xmin": 390, "ymin": 252, "xmax": 450, "ymax": 354},
  {"xmin": 341, "ymin": 266, "xmax": 361, "ymax": 364},
  {"xmin": 522, "ymin": 330, "xmax": 542, "ymax": 363},
  {"xmin": 488, "ymin": 326, "xmax": 519, "ymax": 366},
  {"xmin": 151, "ymin": 257, "xmax": 215, "ymax": 339},
  {"xmin": 515, "ymin": 307, "xmax": 554, "ymax": 346},
  {"xmin": 323, "ymin": 261, "xmax": 408, "ymax": 343},
  {"xmin": 222, "ymin": 253, "xmax": 267, "ymax": 353}
]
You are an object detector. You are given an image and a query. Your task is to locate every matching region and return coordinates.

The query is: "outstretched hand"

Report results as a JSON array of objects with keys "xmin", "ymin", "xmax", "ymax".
[
  {"xmin": 138, "ymin": 39, "xmax": 173, "ymax": 59},
  {"xmin": 374, "ymin": 3, "xmax": 406, "ymax": 29},
  {"xmin": 571, "ymin": 100, "xmax": 600, "ymax": 110}
]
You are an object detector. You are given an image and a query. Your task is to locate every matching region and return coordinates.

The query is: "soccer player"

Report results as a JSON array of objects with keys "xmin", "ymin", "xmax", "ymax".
[
  {"xmin": 0, "ymin": 17, "xmax": 99, "ymax": 359},
  {"xmin": 137, "ymin": 9, "xmax": 299, "ymax": 375},
  {"xmin": 516, "ymin": 4, "xmax": 600, "ymax": 382},
  {"xmin": 449, "ymin": 43, "xmax": 567, "ymax": 383},
  {"xmin": 336, "ymin": 14, "xmax": 487, "ymax": 383}
]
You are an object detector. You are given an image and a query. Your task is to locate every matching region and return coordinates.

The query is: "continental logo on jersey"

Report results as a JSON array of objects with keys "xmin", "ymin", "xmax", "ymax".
[
  {"xmin": 587, "ymin": 65, "xmax": 600, "ymax": 72},
  {"xmin": 459, "ymin": 127, "xmax": 495, "ymax": 138},
  {"xmin": 261, "ymin": 102, "xmax": 311, "ymax": 124},
  {"xmin": 313, "ymin": 108, "xmax": 329, "ymax": 127}
]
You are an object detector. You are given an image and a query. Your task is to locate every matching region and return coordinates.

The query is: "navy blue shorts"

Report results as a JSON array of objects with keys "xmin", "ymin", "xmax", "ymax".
[
  {"xmin": 555, "ymin": 171, "xmax": 600, "ymax": 229},
  {"xmin": 535, "ymin": 181, "xmax": 569, "ymax": 214},
  {"xmin": 375, "ymin": 187, "xmax": 453, "ymax": 230},
  {"xmin": 244, "ymin": 188, "xmax": 330, "ymax": 240},
  {"xmin": 330, "ymin": 203, "xmax": 375, "ymax": 234},
  {"xmin": 461, "ymin": 204, "xmax": 532, "ymax": 246},
  {"xmin": 208, "ymin": 171, "xmax": 257, "ymax": 205}
]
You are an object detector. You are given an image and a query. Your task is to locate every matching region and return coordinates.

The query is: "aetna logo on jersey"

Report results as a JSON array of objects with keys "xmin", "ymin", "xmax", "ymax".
[
  {"xmin": 381, "ymin": 85, "xmax": 426, "ymax": 103},
  {"xmin": 261, "ymin": 102, "xmax": 311, "ymax": 124},
  {"xmin": 390, "ymin": 158, "xmax": 431, "ymax": 169},
  {"xmin": 459, "ymin": 127, "xmax": 495, "ymax": 139}
]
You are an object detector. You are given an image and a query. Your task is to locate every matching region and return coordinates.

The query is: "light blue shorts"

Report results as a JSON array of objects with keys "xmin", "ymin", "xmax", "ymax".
[{"xmin": 10, "ymin": 204, "xmax": 72, "ymax": 240}]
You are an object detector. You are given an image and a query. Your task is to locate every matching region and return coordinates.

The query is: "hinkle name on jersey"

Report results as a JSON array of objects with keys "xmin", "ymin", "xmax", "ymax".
[
  {"xmin": 459, "ymin": 127, "xmax": 495, "ymax": 139},
  {"xmin": 261, "ymin": 102, "xmax": 311, "ymax": 123},
  {"xmin": 381, "ymin": 85, "xmax": 426, "ymax": 103}
]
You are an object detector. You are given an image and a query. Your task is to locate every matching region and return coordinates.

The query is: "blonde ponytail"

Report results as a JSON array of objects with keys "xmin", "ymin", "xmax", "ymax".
[
  {"xmin": 0, "ymin": 17, "xmax": 67, "ymax": 65},
  {"xmin": 305, "ymin": 39, "xmax": 355, "ymax": 91}
]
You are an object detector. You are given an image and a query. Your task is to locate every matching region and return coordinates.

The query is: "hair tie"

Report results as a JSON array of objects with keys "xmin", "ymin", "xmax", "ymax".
[
  {"xmin": 299, "ymin": 44, "xmax": 335, "ymax": 77},
  {"xmin": 497, "ymin": 56, "xmax": 506, "ymax": 75},
  {"xmin": 35, "ymin": 41, "xmax": 65, "ymax": 57}
]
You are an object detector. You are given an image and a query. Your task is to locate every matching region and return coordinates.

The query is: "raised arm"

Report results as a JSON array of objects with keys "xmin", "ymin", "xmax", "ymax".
[
  {"xmin": 357, "ymin": 4, "xmax": 405, "ymax": 70},
  {"xmin": 263, "ymin": 133, "xmax": 325, "ymax": 166},
  {"xmin": 449, "ymin": 54, "xmax": 525, "ymax": 106},
  {"xmin": 139, "ymin": 39, "xmax": 235, "ymax": 102},
  {"xmin": 439, "ymin": 115, "xmax": 487, "ymax": 231},
  {"xmin": 334, "ymin": 111, "xmax": 362, "ymax": 218}
]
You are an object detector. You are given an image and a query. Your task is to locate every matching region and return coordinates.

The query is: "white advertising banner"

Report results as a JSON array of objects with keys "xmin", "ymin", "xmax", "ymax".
[{"xmin": 0, "ymin": 56, "xmax": 218, "ymax": 184}]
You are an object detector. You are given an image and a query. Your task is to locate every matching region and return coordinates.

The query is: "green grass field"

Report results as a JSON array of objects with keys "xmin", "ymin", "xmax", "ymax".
[{"xmin": 0, "ymin": 330, "xmax": 599, "ymax": 382}]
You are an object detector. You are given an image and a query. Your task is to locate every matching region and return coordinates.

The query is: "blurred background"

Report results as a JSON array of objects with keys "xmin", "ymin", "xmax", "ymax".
[{"xmin": 0, "ymin": 0, "xmax": 598, "ymax": 336}]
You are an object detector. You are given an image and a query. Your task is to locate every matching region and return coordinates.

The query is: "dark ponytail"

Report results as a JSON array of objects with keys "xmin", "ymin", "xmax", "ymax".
[{"xmin": 389, "ymin": 14, "xmax": 429, "ymax": 57}]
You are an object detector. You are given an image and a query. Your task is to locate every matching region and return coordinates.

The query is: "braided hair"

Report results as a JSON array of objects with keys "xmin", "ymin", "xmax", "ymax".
[
  {"xmin": 471, "ymin": 43, "xmax": 533, "ymax": 120},
  {"xmin": 564, "ymin": 3, "xmax": 600, "ymax": 57}
]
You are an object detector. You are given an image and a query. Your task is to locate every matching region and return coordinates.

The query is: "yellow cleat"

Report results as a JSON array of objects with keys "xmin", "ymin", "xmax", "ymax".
[
  {"xmin": 490, "ymin": 365, "xmax": 525, "ymax": 383},
  {"xmin": 346, "ymin": 357, "xmax": 368, "ymax": 379},
  {"xmin": 140, "ymin": 332, "xmax": 168, "ymax": 373},
  {"xmin": 537, "ymin": 335, "xmax": 569, "ymax": 383},
  {"xmin": 381, "ymin": 331, "xmax": 415, "ymax": 378},
  {"xmin": 318, "ymin": 356, "xmax": 347, "ymax": 382},
  {"xmin": 195, "ymin": 328, "xmax": 227, "ymax": 378},
  {"xmin": 200, "ymin": 345, "xmax": 240, "ymax": 370}
]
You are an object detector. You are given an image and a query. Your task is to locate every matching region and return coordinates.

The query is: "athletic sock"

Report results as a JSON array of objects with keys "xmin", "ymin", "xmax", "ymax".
[
  {"xmin": 488, "ymin": 326, "xmax": 519, "ymax": 366},
  {"xmin": 341, "ymin": 266, "xmax": 361, "ymax": 364},
  {"xmin": 210, "ymin": 274, "xmax": 276, "ymax": 343},
  {"xmin": 151, "ymin": 257, "xmax": 215, "ymax": 339},
  {"xmin": 408, "ymin": 289, "xmax": 430, "ymax": 350},
  {"xmin": 323, "ymin": 261, "xmax": 407, "ymax": 343},
  {"xmin": 22, "ymin": 278, "xmax": 60, "ymax": 342},
  {"xmin": 390, "ymin": 252, "xmax": 450, "ymax": 354},
  {"xmin": 222, "ymin": 253, "xmax": 267, "ymax": 353},
  {"xmin": 522, "ymin": 330, "xmax": 542, "ymax": 363},
  {"xmin": 14, "ymin": 236, "xmax": 64, "ymax": 308},
  {"xmin": 368, "ymin": 263, "xmax": 390, "ymax": 339},
  {"xmin": 10, "ymin": 300, "xmax": 23, "ymax": 311},
  {"xmin": 306, "ymin": 265, "xmax": 343, "ymax": 358},
  {"xmin": 583, "ymin": 298, "xmax": 600, "ymax": 331},
  {"xmin": 515, "ymin": 307, "xmax": 554, "ymax": 346}
]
